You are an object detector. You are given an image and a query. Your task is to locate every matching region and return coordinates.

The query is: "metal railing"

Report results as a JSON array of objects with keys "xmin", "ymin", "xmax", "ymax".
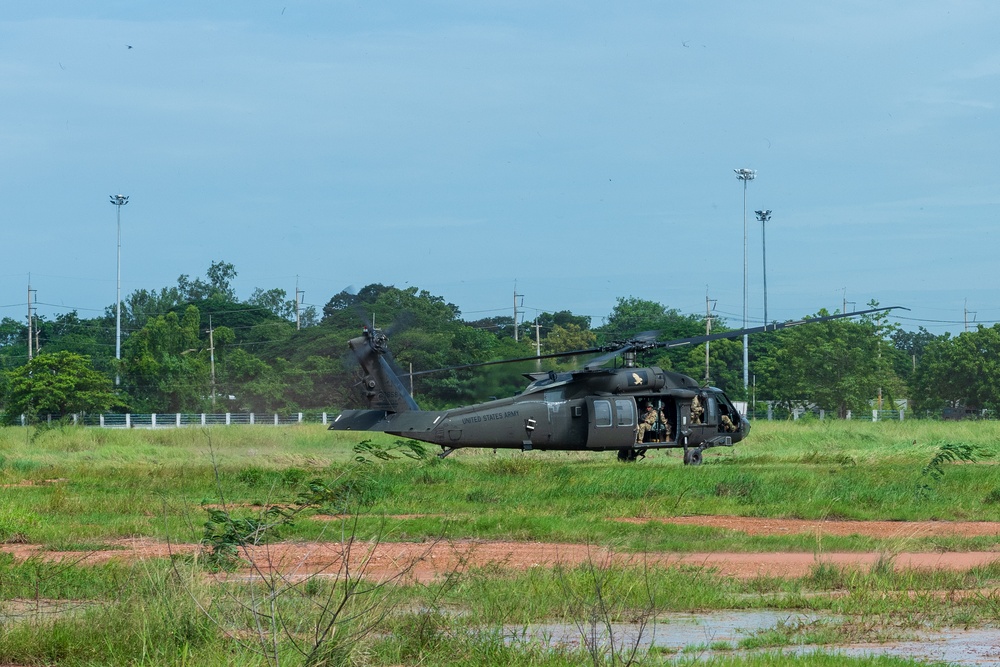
[
  {"xmin": 748, "ymin": 405, "xmax": 909, "ymax": 422},
  {"xmin": 20, "ymin": 412, "xmax": 337, "ymax": 428}
]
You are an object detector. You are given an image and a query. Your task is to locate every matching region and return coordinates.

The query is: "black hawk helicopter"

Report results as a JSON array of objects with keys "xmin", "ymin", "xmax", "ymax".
[{"xmin": 330, "ymin": 306, "xmax": 900, "ymax": 464}]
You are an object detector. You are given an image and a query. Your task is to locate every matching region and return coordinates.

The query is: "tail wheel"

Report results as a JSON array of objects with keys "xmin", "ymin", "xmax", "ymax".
[{"xmin": 683, "ymin": 448, "xmax": 703, "ymax": 466}]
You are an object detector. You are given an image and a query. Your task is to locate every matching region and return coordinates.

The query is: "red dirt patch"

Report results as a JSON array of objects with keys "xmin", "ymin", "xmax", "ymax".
[
  {"xmin": 619, "ymin": 516, "xmax": 1000, "ymax": 538},
  {"xmin": 1, "ymin": 478, "xmax": 69, "ymax": 489},
  {"xmin": 2, "ymin": 533, "xmax": 999, "ymax": 583},
  {"xmin": 2, "ymin": 517, "xmax": 998, "ymax": 582}
]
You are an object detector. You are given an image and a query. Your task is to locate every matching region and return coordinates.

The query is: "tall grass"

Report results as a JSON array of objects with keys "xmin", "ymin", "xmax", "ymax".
[
  {"xmin": 1, "ymin": 421, "xmax": 999, "ymax": 550},
  {"xmin": 0, "ymin": 553, "xmax": 992, "ymax": 665}
]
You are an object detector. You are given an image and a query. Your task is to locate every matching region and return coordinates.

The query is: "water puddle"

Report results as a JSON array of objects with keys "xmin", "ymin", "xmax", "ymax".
[
  {"xmin": 833, "ymin": 629, "xmax": 1000, "ymax": 665},
  {"xmin": 505, "ymin": 611, "xmax": 1000, "ymax": 665}
]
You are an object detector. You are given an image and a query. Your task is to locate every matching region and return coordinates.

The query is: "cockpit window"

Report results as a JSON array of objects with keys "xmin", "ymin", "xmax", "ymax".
[
  {"xmin": 544, "ymin": 389, "xmax": 566, "ymax": 403},
  {"xmin": 715, "ymin": 392, "xmax": 741, "ymax": 417},
  {"xmin": 706, "ymin": 396, "xmax": 719, "ymax": 423}
]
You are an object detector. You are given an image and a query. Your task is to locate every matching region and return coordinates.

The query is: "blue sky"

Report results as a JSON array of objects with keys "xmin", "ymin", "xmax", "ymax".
[{"xmin": 3, "ymin": 2, "xmax": 999, "ymax": 335}]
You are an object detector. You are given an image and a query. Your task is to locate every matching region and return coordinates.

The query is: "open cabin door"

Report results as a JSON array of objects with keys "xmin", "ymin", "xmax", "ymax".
[{"xmin": 585, "ymin": 397, "xmax": 637, "ymax": 449}]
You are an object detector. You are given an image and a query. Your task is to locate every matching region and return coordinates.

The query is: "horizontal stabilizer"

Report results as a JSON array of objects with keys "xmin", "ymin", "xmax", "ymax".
[
  {"xmin": 329, "ymin": 409, "xmax": 447, "ymax": 434},
  {"xmin": 379, "ymin": 410, "xmax": 447, "ymax": 433},
  {"xmin": 329, "ymin": 409, "xmax": 390, "ymax": 431}
]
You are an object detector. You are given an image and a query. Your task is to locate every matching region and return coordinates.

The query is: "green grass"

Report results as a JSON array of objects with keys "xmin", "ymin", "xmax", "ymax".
[
  {"xmin": 0, "ymin": 420, "xmax": 996, "ymax": 664},
  {"xmin": 0, "ymin": 553, "xmax": 986, "ymax": 665},
  {"xmin": 0, "ymin": 420, "xmax": 999, "ymax": 549}
]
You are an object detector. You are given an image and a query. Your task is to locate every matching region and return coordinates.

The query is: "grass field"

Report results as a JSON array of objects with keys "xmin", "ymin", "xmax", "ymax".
[{"xmin": 0, "ymin": 419, "xmax": 997, "ymax": 665}]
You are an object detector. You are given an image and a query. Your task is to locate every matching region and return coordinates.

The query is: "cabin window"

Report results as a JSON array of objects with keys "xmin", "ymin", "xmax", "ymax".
[
  {"xmin": 615, "ymin": 399, "xmax": 634, "ymax": 427},
  {"xmin": 593, "ymin": 400, "xmax": 612, "ymax": 427}
]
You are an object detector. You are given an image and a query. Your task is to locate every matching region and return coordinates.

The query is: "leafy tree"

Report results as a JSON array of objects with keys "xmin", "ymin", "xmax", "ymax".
[
  {"xmin": 464, "ymin": 315, "xmax": 516, "ymax": 338},
  {"xmin": 217, "ymin": 348, "xmax": 286, "ymax": 412},
  {"xmin": 911, "ymin": 324, "xmax": 1000, "ymax": 414},
  {"xmin": 0, "ymin": 317, "xmax": 28, "ymax": 371},
  {"xmin": 116, "ymin": 286, "xmax": 184, "ymax": 330},
  {"xmin": 864, "ymin": 305, "xmax": 908, "ymax": 410},
  {"xmin": 249, "ymin": 323, "xmax": 354, "ymax": 408},
  {"xmin": 35, "ymin": 311, "xmax": 109, "ymax": 370},
  {"xmin": 249, "ymin": 288, "xmax": 292, "ymax": 320},
  {"xmin": 536, "ymin": 310, "xmax": 591, "ymax": 334},
  {"xmin": 598, "ymin": 297, "xmax": 703, "ymax": 342},
  {"xmin": 363, "ymin": 287, "xmax": 465, "ymax": 402},
  {"xmin": 754, "ymin": 306, "xmax": 904, "ymax": 418},
  {"xmin": 677, "ymin": 335, "xmax": 743, "ymax": 394},
  {"xmin": 177, "ymin": 260, "xmax": 238, "ymax": 302},
  {"xmin": 543, "ymin": 323, "xmax": 597, "ymax": 353},
  {"xmin": 892, "ymin": 326, "xmax": 937, "ymax": 360},
  {"xmin": 275, "ymin": 284, "xmax": 473, "ymax": 408},
  {"xmin": 206, "ymin": 261, "xmax": 238, "ymax": 298},
  {"xmin": 596, "ymin": 297, "xmax": 707, "ymax": 385},
  {"xmin": 242, "ymin": 320, "xmax": 297, "ymax": 350},
  {"xmin": 248, "ymin": 287, "xmax": 318, "ymax": 328},
  {"xmin": 890, "ymin": 326, "xmax": 939, "ymax": 385},
  {"xmin": 321, "ymin": 284, "xmax": 393, "ymax": 323},
  {"xmin": 0, "ymin": 317, "xmax": 27, "ymax": 348},
  {"xmin": 120, "ymin": 305, "xmax": 208, "ymax": 412},
  {"xmin": 2, "ymin": 351, "xmax": 117, "ymax": 423},
  {"xmin": 276, "ymin": 354, "xmax": 343, "ymax": 409},
  {"xmin": 7, "ymin": 271, "xmax": 965, "ymax": 418}
]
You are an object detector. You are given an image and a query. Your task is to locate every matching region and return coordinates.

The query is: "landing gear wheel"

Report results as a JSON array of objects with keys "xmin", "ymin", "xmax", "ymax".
[
  {"xmin": 683, "ymin": 448, "xmax": 703, "ymax": 466},
  {"xmin": 618, "ymin": 448, "xmax": 639, "ymax": 462}
]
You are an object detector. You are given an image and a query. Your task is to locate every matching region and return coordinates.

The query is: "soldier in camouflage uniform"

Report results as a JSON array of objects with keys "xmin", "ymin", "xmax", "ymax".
[
  {"xmin": 637, "ymin": 402, "xmax": 671, "ymax": 443},
  {"xmin": 658, "ymin": 406, "xmax": 672, "ymax": 441},
  {"xmin": 636, "ymin": 403, "xmax": 658, "ymax": 443},
  {"xmin": 691, "ymin": 394, "xmax": 704, "ymax": 424}
]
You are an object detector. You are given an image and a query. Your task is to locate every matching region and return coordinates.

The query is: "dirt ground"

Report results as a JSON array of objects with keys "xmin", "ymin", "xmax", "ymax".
[{"xmin": 3, "ymin": 516, "xmax": 999, "ymax": 582}]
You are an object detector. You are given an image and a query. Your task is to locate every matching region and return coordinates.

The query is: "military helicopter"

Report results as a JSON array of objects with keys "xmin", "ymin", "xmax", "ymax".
[{"xmin": 330, "ymin": 306, "xmax": 900, "ymax": 464}]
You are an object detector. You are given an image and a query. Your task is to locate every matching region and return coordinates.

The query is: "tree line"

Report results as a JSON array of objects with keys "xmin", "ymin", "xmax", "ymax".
[{"xmin": 0, "ymin": 261, "xmax": 991, "ymax": 422}]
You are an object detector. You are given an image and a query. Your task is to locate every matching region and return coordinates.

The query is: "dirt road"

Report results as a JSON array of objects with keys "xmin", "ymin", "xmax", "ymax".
[{"xmin": 3, "ymin": 516, "xmax": 998, "ymax": 582}]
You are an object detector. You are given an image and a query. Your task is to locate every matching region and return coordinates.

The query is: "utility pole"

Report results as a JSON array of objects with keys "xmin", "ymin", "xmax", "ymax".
[
  {"xmin": 965, "ymin": 299, "xmax": 976, "ymax": 331},
  {"xmin": 840, "ymin": 288, "xmax": 857, "ymax": 315},
  {"xmin": 513, "ymin": 286, "xmax": 523, "ymax": 341},
  {"xmin": 26, "ymin": 280, "xmax": 36, "ymax": 360},
  {"xmin": 704, "ymin": 291, "xmax": 716, "ymax": 384},
  {"xmin": 295, "ymin": 276, "xmax": 304, "ymax": 330},
  {"xmin": 208, "ymin": 315, "xmax": 217, "ymax": 410},
  {"xmin": 534, "ymin": 319, "xmax": 542, "ymax": 357}
]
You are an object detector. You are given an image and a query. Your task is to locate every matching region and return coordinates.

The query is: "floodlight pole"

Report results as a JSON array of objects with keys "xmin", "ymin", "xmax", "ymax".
[
  {"xmin": 110, "ymin": 194, "xmax": 129, "ymax": 385},
  {"xmin": 734, "ymin": 169, "xmax": 755, "ymax": 393},
  {"xmin": 755, "ymin": 209, "xmax": 772, "ymax": 325}
]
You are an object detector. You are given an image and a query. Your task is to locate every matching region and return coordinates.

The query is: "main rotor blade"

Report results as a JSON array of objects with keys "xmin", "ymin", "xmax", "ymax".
[
  {"xmin": 583, "ymin": 344, "xmax": 634, "ymax": 371},
  {"xmin": 653, "ymin": 305, "xmax": 908, "ymax": 351},
  {"xmin": 405, "ymin": 346, "xmax": 608, "ymax": 377},
  {"xmin": 404, "ymin": 305, "xmax": 906, "ymax": 377}
]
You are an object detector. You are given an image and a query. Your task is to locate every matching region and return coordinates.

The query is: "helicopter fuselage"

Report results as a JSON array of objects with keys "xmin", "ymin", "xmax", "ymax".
[
  {"xmin": 332, "ymin": 364, "xmax": 749, "ymax": 458},
  {"xmin": 331, "ymin": 306, "xmax": 901, "ymax": 463}
]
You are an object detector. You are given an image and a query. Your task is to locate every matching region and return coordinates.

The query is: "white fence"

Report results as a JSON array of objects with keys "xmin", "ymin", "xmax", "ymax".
[
  {"xmin": 783, "ymin": 408, "xmax": 905, "ymax": 422},
  {"xmin": 21, "ymin": 412, "xmax": 336, "ymax": 428}
]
